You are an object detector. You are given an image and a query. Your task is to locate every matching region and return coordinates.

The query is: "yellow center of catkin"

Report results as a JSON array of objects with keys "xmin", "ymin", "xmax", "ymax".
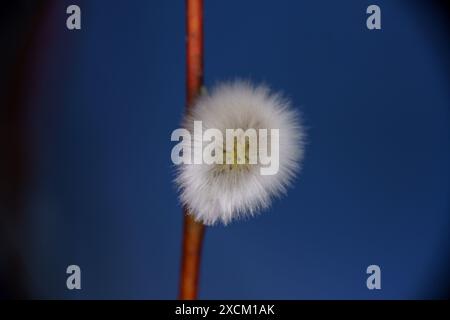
[{"xmin": 218, "ymin": 137, "xmax": 251, "ymax": 173}]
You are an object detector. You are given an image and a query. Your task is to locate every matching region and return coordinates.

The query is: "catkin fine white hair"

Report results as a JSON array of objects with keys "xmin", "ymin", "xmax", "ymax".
[{"xmin": 175, "ymin": 80, "xmax": 305, "ymax": 225}]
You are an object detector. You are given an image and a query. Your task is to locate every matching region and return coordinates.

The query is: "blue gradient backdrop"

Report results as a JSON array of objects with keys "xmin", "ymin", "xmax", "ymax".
[{"xmin": 23, "ymin": 0, "xmax": 449, "ymax": 298}]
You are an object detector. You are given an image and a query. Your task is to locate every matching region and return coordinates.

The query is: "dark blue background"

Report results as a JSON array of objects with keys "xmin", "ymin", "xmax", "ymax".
[{"xmin": 23, "ymin": 0, "xmax": 449, "ymax": 298}]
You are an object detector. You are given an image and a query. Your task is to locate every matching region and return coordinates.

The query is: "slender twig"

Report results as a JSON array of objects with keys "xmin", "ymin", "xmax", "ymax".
[{"xmin": 179, "ymin": 0, "xmax": 205, "ymax": 300}]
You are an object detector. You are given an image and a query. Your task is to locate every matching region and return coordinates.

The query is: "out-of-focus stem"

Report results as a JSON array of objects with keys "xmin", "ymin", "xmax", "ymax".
[
  {"xmin": 179, "ymin": 212, "xmax": 205, "ymax": 299},
  {"xmin": 179, "ymin": 0, "xmax": 204, "ymax": 300}
]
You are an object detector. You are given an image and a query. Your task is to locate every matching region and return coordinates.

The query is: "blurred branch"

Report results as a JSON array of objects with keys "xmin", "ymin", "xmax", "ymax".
[{"xmin": 178, "ymin": 0, "xmax": 205, "ymax": 300}]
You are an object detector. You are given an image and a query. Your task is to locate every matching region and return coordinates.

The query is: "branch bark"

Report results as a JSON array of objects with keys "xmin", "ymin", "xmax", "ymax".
[{"xmin": 179, "ymin": 0, "xmax": 205, "ymax": 300}]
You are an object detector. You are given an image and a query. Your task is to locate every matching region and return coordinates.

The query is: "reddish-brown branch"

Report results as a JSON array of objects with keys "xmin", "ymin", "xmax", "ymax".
[
  {"xmin": 179, "ymin": 0, "xmax": 205, "ymax": 300},
  {"xmin": 185, "ymin": 0, "xmax": 203, "ymax": 107},
  {"xmin": 179, "ymin": 212, "xmax": 205, "ymax": 299}
]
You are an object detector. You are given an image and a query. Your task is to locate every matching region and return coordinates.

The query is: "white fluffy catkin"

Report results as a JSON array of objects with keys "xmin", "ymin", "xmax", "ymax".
[{"xmin": 175, "ymin": 80, "xmax": 305, "ymax": 225}]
